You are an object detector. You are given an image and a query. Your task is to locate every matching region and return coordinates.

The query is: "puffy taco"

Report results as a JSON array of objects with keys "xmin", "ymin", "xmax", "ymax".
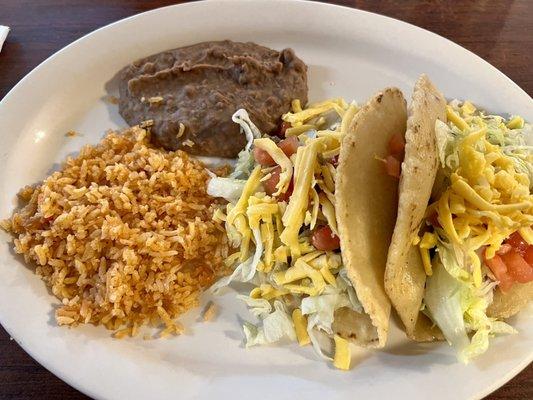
[
  {"xmin": 209, "ymin": 89, "xmax": 406, "ymax": 369},
  {"xmin": 385, "ymin": 75, "xmax": 533, "ymax": 362}
]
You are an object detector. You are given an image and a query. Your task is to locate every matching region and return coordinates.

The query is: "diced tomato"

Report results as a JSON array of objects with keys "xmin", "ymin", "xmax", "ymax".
[
  {"xmin": 278, "ymin": 136, "xmax": 299, "ymax": 157},
  {"xmin": 484, "ymin": 251, "xmax": 507, "ymax": 277},
  {"xmin": 506, "ymin": 231, "xmax": 529, "ymax": 256},
  {"xmin": 388, "ymin": 132, "xmax": 405, "ymax": 159},
  {"xmin": 311, "ymin": 225, "xmax": 340, "ymax": 251},
  {"xmin": 500, "ymin": 250, "xmax": 533, "ymax": 284},
  {"xmin": 385, "ymin": 155, "xmax": 401, "ymax": 178},
  {"xmin": 483, "ymin": 250, "xmax": 514, "ymax": 292},
  {"xmin": 263, "ymin": 166, "xmax": 293, "ymax": 201},
  {"xmin": 484, "ymin": 232, "xmax": 533, "ymax": 291},
  {"xmin": 330, "ymin": 155, "xmax": 339, "ymax": 168},
  {"xmin": 273, "ymin": 121, "xmax": 291, "ymax": 138},
  {"xmin": 253, "ymin": 147, "xmax": 276, "ymax": 166},
  {"xmin": 279, "ymin": 179, "xmax": 294, "ymax": 202},
  {"xmin": 524, "ymin": 246, "xmax": 533, "ymax": 265},
  {"xmin": 264, "ymin": 167, "xmax": 281, "ymax": 195},
  {"xmin": 427, "ymin": 212, "xmax": 441, "ymax": 228},
  {"xmin": 496, "ymin": 243, "xmax": 512, "ymax": 255},
  {"xmin": 253, "ymin": 136, "xmax": 298, "ymax": 166}
]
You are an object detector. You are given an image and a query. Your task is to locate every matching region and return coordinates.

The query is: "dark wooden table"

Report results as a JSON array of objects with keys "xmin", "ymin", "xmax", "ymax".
[{"xmin": 0, "ymin": 1, "xmax": 531, "ymax": 399}]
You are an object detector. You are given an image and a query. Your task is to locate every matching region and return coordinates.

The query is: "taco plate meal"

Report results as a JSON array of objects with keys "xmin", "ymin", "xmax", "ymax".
[{"xmin": 2, "ymin": 36, "xmax": 532, "ymax": 377}]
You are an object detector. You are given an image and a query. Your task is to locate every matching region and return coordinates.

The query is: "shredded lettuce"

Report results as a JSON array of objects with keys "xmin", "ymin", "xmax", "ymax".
[
  {"xmin": 232, "ymin": 109, "xmax": 262, "ymax": 151},
  {"xmin": 425, "ymin": 250, "xmax": 516, "ymax": 363},
  {"xmin": 504, "ymin": 148, "xmax": 533, "ymax": 191},
  {"xmin": 434, "ymin": 118, "xmax": 461, "ymax": 172},
  {"xmin": 236, "ymin": 295, "xmax": 272, "ymax": 318},
  {"xmin": 302, "ymin": 287, "xmax": 350, "ymax": 333},
  {"xmin": 230, "ymin": 148, "xmax": 255, "ymax": 179},
  {"xmin": 242, "ymin": 300, "xmax": 296, "ymax": 347},
  {"xmin": 337, "ymin": 268, "xmax": 363, "ymax": 313},
  {"xmin": 436, "ymin": 240, "xmax": 470, "ymax": 282},
  {"xmin": 235, "ymin": 268, "xmax": 362, "ymax": 359},
  {"xmin": 425, "ymin": 258, "xmax": 474, "ymax": 363},
  {"xmin": 306, "ymin": 325, "xmax": 334, "ymax": 360},
  {"xmin": 206, "ymin": 109, "xmax": 261, "ymax": 199},
  {"xmin": 301, "ymin": 277, "xmax": 361, "ymax": 360},
  {"xmin": 522, "ymin": 123, "xmax": 533, "ymax": 146},
  {"xmin": 211, "ymin": 228, "xmax": 263, "ymax": 293},
  {"xmin": 207, "ymin": 177, "xmax": 246, "ymax": 202},
  {"xmin": 230, "ymin": 108, "xmax": 262, "ymax": 179},
  {"xmin": 303, "ymin": 288, "xmax": 346, "ymax": 360},
  {"xmin": 435, "ymin": 119, "xmax": 453, "ymax": 168},
  {"xmin": 215, "ymin": 108, "xmax": 263, "ymax": 181},
  {"xmin": 438, "ymin": 102, "xmax": 533, "ymax": 188}
]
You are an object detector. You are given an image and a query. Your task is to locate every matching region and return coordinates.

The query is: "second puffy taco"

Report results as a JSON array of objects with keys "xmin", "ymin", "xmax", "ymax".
[
  {"xmin": 385, "ymin": 75, "xmax": 533, "ymax": 361},
  {"xmin": 210, "ymin": 89, "xmax": 405, "ymax": 369}
]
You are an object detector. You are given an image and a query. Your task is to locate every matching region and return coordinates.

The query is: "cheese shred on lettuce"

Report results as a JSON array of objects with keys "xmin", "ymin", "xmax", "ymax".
[
  {"xmin": 210, "ymin": 101, "xmax": 361, "ymax": 370},
  {"xmin": 421, "ymin": 100, "xmax": 532, "ymax": 362},
  {"xmin": 280, "ymin": 138, "xmax": 323, "ymax": 256}
]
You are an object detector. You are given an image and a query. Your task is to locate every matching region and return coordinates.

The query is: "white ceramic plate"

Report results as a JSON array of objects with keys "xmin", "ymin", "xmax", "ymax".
[{"xmin": 0, "ymin": 1, "xmax": 531, "ymax": 399}]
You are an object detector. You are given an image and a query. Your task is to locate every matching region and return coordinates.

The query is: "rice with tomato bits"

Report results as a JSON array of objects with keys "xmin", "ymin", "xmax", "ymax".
[{"xmin": 1, "ymin": 126, "xmax": 230, "ymax": 338}]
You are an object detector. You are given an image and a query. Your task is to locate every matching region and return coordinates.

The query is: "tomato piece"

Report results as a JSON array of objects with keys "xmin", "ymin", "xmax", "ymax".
[
  {"xmin": 524, "ymin": 246, "xmax": 533, "ymax": 266},
  {"xmin": 500, "ymin": 250, "xmax": 533, "ymax": 284},
  {"xmin": 254, "ymin": 136, "xmax": 298, "ymax": 166},
  {"xmin": 427, "ymin": 212, "xmax": 441, "ymax": 228},
  {"xmin": 279, "ymin": 179, "xmax": 294, "ymax": 202},
  {"xmin": 505, "ymin": 231, "xmax": 528, "ymax": 255},
  {"xmin": 484, "ymin": 251, "xmax": 507, "ymax": 276},
  {"xmin": 263, "ymin": 167, "xmax": 293, "ymax": 201},
  {"xmin": 483, "ymin": 250, "xmax": 514, "ymax": 292},
  {"xmin": 273, "ymin": 121, "xmax": 291, "ymax": 138},
  {"xmin": 385, "ymin": 155, "xmax": 401, "ymax": 178},
  {"xmin": 264, "ymin": 167, "xmax": 281, "ymax": 195},
  {"xmin": 311, "ymin": 225, "xmax": 340, "ymax": 251},
  {"xmin": 388, "ymin": 132, "xmax": 405, "ymax": 159},
  {"xmin": 278, "ymin": 136, "xmax": 299, "ymax": 158},
  {"xmin": 253, "ymin": 147, "xmax": 276, "ymax": 166},
  {"xmin": 496, "ymin": 243, "xmax": 512, "ymax": 255}
]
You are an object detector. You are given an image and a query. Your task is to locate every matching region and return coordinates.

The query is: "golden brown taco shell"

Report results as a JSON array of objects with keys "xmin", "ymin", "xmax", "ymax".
[
  {"xmin": 384, "ymin": 75, "xmax": 446, "ymax": 341},
  {"xmin": 335, "ymin": 88, "xmax": 407, "ymax": 347}
]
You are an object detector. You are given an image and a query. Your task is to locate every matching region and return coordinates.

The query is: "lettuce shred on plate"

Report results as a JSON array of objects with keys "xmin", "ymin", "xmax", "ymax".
[
  {"xmin": 420, "ymin": 100, "xmax": 533, "ymax": 362},
  {"xmin": 208, "ymin": 99, "xmax": 360, "ymax": 369}
]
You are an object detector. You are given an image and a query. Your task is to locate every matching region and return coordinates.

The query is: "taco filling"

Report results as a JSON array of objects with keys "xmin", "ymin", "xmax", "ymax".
[
  {"xmin": 424, "ymin": 101, "xmax": 533, "ymax": 360},
  {"xmin": 209, "ymin": 90, "xmax": 403, "ymax": 369}
]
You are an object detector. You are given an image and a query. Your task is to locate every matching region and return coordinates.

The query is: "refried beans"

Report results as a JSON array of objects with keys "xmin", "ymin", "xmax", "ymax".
[{"xmin": 118, "ymin": 40, "xmax": 308, "ymax": 157}]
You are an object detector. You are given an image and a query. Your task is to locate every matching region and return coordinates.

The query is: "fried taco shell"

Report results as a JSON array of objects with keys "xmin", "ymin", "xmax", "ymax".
[
  {"xmin": 384, "ymin": 75, "xmax": 446, "ymax": 341},
  {"xmin": 335, "ymin": 88, "xmax": 407, "ymax": 347},
  {"xmin": 488, "ymin": 282, "xmax": 533, "ymax": 319}
]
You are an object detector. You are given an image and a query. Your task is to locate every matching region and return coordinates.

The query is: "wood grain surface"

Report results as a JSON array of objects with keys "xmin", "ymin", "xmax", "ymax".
[{"xmin": 0, "ymin": 1, "xmax": 531, "ymax": 399}]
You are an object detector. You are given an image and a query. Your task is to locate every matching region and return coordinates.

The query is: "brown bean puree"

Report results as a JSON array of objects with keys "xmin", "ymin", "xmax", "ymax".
[{"xmin": 118, "ymin": 40, "xmax": 308, "ymax": 157}]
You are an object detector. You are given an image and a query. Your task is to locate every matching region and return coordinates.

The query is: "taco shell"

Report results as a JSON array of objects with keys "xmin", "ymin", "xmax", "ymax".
[
  {"xmin": 334, "ymin": 88, "xmax": 406, "ymax": 347},
  {"xmin": 384, "ymin": 75, "xmax": 446, "ymax": 341},
  {"xmin": 488, "ymin": 282, "xmax": 533, "ymax": 319}
]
